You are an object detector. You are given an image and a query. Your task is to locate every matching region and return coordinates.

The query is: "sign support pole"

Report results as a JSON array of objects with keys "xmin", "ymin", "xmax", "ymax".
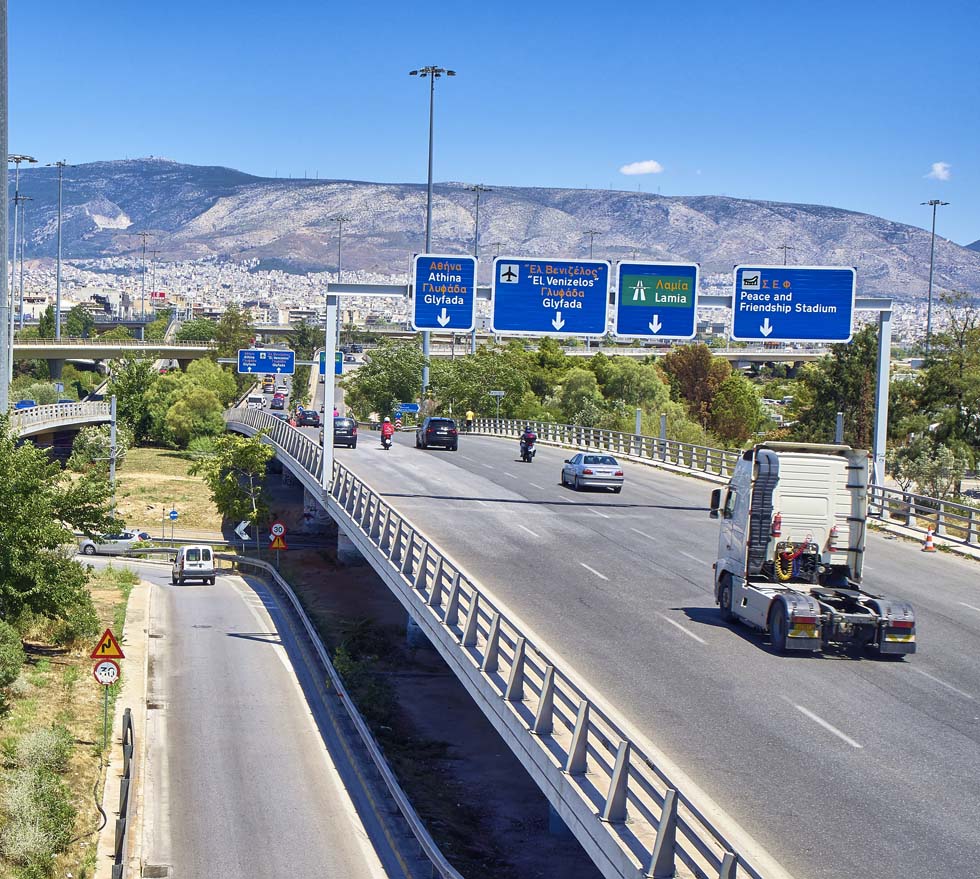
[
  {"xmin": 102, "ymin": 687, "xmax": 109, "ymax": 752},
  {"xmin": 321, "ymin": 291, "xmax": 338, "ymax": 492},
  {"xmin": 870, "ymin": 306, "xmax": 892, "ymax": 486}
]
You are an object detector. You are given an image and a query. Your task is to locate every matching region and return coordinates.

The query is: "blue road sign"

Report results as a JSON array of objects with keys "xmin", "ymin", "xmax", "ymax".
[
  {"xmin": 318, "ymin": 352, "xmax": 343, "ymax": 376},
  {"xmin": 412, "ymin": 254, "xmax": 477, "ymax": 332},
  {"xmin": 396, "ymin": 402, "xmax": 420, "ymax": 414},
  {"xmin": 731, "ymin": 266, "xmax": 856, "ymax": 343},
  {"xmin": 237, "ymin": 348, "xmax": 296, "ymax": 375},
  {"xmin": 169, "ymin": 509, "xmax": 178, "ymax": 521},
  {"xmin": 614, "ymin": 261, "xmax": 699, "ymax": 340},
  {"xmin": 491, "ymin": 257, "xmax": 610, "ymax": 337}
]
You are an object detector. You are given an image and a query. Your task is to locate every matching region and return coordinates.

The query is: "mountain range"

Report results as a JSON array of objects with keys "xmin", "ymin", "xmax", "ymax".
[{"xmin": 9, "ymin": 158, "xmax": 980, "ymax": 299}]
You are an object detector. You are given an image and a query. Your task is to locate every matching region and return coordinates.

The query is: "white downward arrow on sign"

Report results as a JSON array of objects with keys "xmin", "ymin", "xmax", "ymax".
[
  {"xmin": 436, "ymin": 307, "xmax": 450, "ymax": 327},
  {"xmin": 552, "ymin": 311, "xmax": 565, "ymax": 331},
  {"xmin": 649, "ymin": 315, "xmax": 662, "ymax": 333},
  {"xmin": 760, "ymin": 317, "xmax": 773, "ymax": 337}
]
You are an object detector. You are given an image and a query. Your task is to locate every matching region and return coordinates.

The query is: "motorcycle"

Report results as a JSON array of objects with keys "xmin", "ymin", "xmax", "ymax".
[
  {"xmin": 520, "ymin": 437, "xmax": 536, "ymax": 463},
  {"xmin": 381, "ymin": 433, "xmax": 393, "ymax": 450}
]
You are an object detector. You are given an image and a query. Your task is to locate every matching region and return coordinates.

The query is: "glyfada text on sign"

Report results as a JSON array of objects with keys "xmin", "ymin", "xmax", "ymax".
[
  {"xmin": 237, "ymin": 348, "xmax": 296, "ymax": 375},
  {"xmin": 411, "ymin": 254, "xmax": 477, "ymax": 332},
  {"xmin": 490, "ymin": 257, "xmax": 610, "ymax": 337},
  {"xmin": 614, "ymin": 261, "xmax": 699, "ymax": 340},
  {"xmin": 731, "ymin": 265, "xmax": 856, "ymax": 343}
]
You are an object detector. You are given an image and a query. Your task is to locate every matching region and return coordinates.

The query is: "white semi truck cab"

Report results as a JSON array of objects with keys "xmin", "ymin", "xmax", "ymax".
[{"xmin": 709, "ymin": 442, "xmax": 916, "ymax": 657}]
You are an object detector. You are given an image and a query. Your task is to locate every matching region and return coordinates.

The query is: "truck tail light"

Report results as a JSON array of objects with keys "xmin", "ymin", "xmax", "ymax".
[
  {"xmin": 791, "ymin": 615, "xmax": 818, "ymax": 625},
  {"xmin": 890, "ymin": 620, "xmax": 914, "ymax": 629},
  {"xmin": 771, "ymin": 512, "xmax": 782, "ymax": 537},
  {"xmin": 827, "ymin": 525, "xmax": 839, "ymax": 551}
]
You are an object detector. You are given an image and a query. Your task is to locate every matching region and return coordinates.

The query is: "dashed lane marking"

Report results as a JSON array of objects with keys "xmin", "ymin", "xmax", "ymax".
[
  {"xmin": 580, "ymin": 562, "xmax": 609, "ymax": 581},
  {"xmin": 590, "ymin": 508, "xmax": 611, "ymax": 519},
  {"xmin": 630, "ymin": 527, "xmax": 657, "ymax": 541},
  {"xmin": 911, "ymin": 667, "xmax": 974, "ymax": 700},
  {"xmin": 788, "ymin": 701, "xmax": 863, "ymax": 749},
  {"xmin": 958, "ymin": 601, "xmax": 980, "ymax": 613},
  {"xmin": 517, "ymin": 524, "xmax": 540, "ymax": 538},
  {"xmin": 656, "ymin": 612, "xmax": 707, "ymax": 645}
]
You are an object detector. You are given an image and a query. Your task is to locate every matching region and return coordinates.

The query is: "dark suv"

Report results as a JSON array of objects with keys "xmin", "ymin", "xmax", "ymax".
[
  {"xmin": 333, "ymin": 417, "xmax": 357, "ymax": 448},
  {"xmin": 416, "ymin": 417, "xmax": 458, "ymax": 451},
  {"xmin": 297, "ymin": 409, "xmax": 320, "ymax": 427}
]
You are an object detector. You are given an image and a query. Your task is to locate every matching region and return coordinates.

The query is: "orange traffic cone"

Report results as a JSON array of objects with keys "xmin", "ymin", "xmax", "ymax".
[{"xmin": 921, "ymin": 529, "xmax": 937, "ymax": 552}]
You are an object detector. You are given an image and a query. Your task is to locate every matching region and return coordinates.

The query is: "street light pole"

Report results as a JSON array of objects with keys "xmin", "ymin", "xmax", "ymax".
[
  {"xmin": 17, "ymin": 194, "xmax": 30, "ymax": 329},
  {"xmin": 921, "ymin": 199, "xmax": 949, "ymax": 353},
  {"xmin": 465, "ymin": 184, "xmax": 490, "ymax": 354},
  {"xmin": 0, "ymin": 6, "xmax": 8, "ymax": 411},
  {"xmin": 333, "ymin": 214, "xmax": 351, "ymax": 349},
  {"xmin": 47, "ymin": 160, "xmax": 68, "ymax": 340},
  {"xmin": 136, "ymin": 230, "xmax": 150, "ymax": 321},
  {"xmin": 409, "ymin": 65, "xmax": 456, "ymax": 395}
]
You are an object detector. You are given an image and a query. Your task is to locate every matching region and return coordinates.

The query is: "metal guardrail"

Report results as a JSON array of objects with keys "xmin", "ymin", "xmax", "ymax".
[
  {"xmin": 11, "ymin": 401, "xmax": 112, "ymax": 433},
  {"xmin": 215, "ymin": 553, "xmax": 465, "ymax": 879},
  {"xmin": 221, "ymin": 404, "xmax": 777, "ymax": 879},
  {"xmin": 869, "ymin": 484, "xmax": 980, "ymax": 546},
  {"xmin": 112, "ymin": 707, "xmax": 136, "ymax": 879},
  {"xmin": 14, "ymin": 337, "xmax": 215, "ymax": 348}
]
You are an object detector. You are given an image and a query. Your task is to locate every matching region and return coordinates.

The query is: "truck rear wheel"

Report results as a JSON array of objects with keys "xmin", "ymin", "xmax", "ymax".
[
  {"xmin": 769, "ymin": 602, "xmax": 788, "ymax": 654},
  {"xmin": 719, "ymin": 575, "xmax": 735, "ymax": 623}
]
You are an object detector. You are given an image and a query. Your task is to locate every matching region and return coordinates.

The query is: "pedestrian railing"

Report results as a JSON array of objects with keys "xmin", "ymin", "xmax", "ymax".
[
  {"xmin": 869, "ymin": 484, "xmax": 980, "ymax": 546},
  {"xmin": 112, "ymin": 707, "xmax": 136, "ymax": 879},
  {"xmin": 14, "ymin": 337, "xmax": 215, "ymax": 348},
  {"xmin": 10, "ymin": 401, "xmax": 111, "ymax": 433}
]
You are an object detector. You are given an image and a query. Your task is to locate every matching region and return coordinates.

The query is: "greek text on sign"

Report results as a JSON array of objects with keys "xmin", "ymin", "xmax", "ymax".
[
  {"xmin": 614, "ymin": 261, "xmax": 699, "ymax": 340},
  {"xmin": 412, "ymin": 254, "xmax": 477, "ymax": 332},
  {"xmin": 731, "ymin": 265, "xmax": 856, "ymax": 343},
  {"xmin": 490, "ymin": 257, "xmax": 610, "ymax": 337}
]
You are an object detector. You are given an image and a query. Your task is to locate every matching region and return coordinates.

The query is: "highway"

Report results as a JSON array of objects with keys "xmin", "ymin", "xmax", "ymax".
[
  {"xmin": 89, "ymin": 558, "xmax": 400, "ymax": 878},
  {"xmin": 325, "ymin": 428, "xmax": 980, "ymax": 879}
]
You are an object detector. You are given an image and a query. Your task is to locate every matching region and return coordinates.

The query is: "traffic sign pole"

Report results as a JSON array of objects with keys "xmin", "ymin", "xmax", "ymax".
[{"xmin": 322, "ymin": 293, "xmax": 338, "ymax": 492}]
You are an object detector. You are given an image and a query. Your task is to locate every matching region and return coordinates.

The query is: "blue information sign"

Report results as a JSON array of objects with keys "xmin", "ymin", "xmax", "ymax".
[
  {"xmin": 396, "ymin": 402, "xmax": 420, "ymax": 414},
  {"xmin": 731, "ymin": 266, "xmax": 856, "ymax": 343},
  {"xmin": 169, "ymin": 509, "xmax": 178, "ymax": 521},
  {"xmin": 318, "ymin": 352, "xmax": 343, "ymax": 376},
  {"xmin": 614, "ymin": 261, "xmax": 699, "ymax": 340},
  {"xmin": 412, "ymin": 254, "xmax": 477, "ymax": 332},
  {"xmin": 491, "ymin": 257, "xmax": 610, "ymax": 337},
  {"xmin": 237, "ymin": 348, "xmax": 296, "ymax": 374}
]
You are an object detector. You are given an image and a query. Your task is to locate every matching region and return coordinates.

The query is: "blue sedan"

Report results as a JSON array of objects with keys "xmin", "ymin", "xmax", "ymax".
[{"xmin": 560, "ymin": 453, "xmax": 625, "ymax": 493}]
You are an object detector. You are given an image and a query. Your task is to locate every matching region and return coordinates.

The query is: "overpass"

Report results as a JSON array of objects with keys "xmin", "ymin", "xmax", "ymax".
[
  {"xmin": 13, "ymin": 338, "xmax": 216, "ymax": 380},
  {"xmin": 224, "ymin": 405, "xmax": 980, "ymax": 879}
]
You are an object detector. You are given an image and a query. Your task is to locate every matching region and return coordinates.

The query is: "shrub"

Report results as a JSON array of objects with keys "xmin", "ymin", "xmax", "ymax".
[
  {"xmin": 0, "ymin": 766, "xmax": 76, "ymax": 873},
  {"xmin": 15, "ymin": 726, "xmax": 73, "ymax": 774},
  {"xmin": 50, "ymin": 597, "xmax": 100, "ymax": 648},
  {"xmin": 0, "ymin": 621, "xmax": 25, "ymax": 689}
]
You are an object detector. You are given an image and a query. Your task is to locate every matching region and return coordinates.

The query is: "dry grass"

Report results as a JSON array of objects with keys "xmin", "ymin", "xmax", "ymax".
[
  {"xmin": 115, "ymin": 447, "xmax": 224, "ymax": 532},
  {"xmin": 0, "ymin": 566, "xmax": 136, "ymax": 879}
]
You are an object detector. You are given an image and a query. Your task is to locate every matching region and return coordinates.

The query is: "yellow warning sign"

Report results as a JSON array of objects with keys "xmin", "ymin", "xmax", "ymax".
[
  {"xmin": 90, "ymin": 628, "xmax": 125, "ymax": 660},
  {"xmin": 270, "ymin": 535, "xmax": 287, "ymax": 551}
]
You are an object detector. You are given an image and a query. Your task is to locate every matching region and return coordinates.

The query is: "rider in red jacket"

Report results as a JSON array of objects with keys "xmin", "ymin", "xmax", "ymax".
[{"xmin": 381, "ymin": 417, "xmax": 395, "ymax": 441}]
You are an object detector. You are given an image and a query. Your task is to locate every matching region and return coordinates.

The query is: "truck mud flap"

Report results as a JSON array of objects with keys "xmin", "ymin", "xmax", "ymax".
[{"xmin": 868, "ymin": 598, "xmax": 917, "ymax": 656}]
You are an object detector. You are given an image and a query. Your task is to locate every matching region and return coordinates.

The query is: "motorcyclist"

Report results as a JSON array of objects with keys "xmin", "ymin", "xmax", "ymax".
[
  {"xmin": 519, "ymin": 423, "xmax": 537, "ymax": 456},
  {"xmin": 381, "ymin": 416, "xmax": 395, "ymax": 447}
]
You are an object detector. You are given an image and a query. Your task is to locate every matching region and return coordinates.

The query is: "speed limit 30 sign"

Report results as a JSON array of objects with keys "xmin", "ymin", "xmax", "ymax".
[
  {"xmin": 270, "ymin": 521, "xmax": 286, "ymax": 537},
  {"xmin": 93, "ymin": 659, "xmax": 120, "ymax": 686}
]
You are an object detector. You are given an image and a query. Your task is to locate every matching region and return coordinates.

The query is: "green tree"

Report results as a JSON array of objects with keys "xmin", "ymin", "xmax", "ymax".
[
  {"xmin": 710, "ymin": 373, "xmax": 766, "ymax": 445},
  {"xmin": 288, "ymin": 318, "xmax": 322, "ymax": 359},
  {"xmin": 429, "ymin": 343, "xmax": 531, "ymax": 418},
  {"xmin": 67, "ymin": 423, "xmax": 134, "ymax": 473},
  {"xmin": 37, "ymin": 305, "xmax": 56, "ymax": 338},
  {"xmin": 13, "ymin": 381, "xmax": 60, "ymax": 404},
  {"xmin": 791, "ymin": 325, "xmax": 878, "ymax": 448},
  {"xmin": 343, "ymin": 341, "xmax": 424, "ymax": 419},
  {"xmin": 184, "ymin": 358, "xmax": 238, "ymax": 407},
  {"xmin": 107, "ymin": 358, "xmax": 159, "ymax": 442},
  {"xmin": 557, "ymin": 369, "xmax": 604, "ymax": 424},
  {"xmin": 144, "ymin": 309, "xmax": 174, "ymax": 341},
  {"xmin": 176, "ymin": 318, "xmax": 218, "ymax": 342},
  {"xmin": 0, "ymin": 417, "xmax": 112, "ymax": 621},
  {"xmin": 189, "ymin": 433, "xmax": 275, "ymax": 525},
  {"xmin": 891, "ymin": 442, "xmax": 969, "ymax": 500},
  {"xmin": 213, "ymin": 306, "xmax": 255, "ymax": 358},
  {"xmin": 65, "ymin": 305, "xmax": 95, "ymax": 338},
  {"xmin": 165, "ymin": 387, "xmax": 225, "ymax": 446},
  {"xmin": 97, "ymin": 325, "xmax": 134, "ymax": 341},
  {"xmin": 601, "ymin": 359, "xmax": 670, "ymax": 409},
  {"xmin": 661, "ymin": 344, "xmax": 732, "ymax": 427}
]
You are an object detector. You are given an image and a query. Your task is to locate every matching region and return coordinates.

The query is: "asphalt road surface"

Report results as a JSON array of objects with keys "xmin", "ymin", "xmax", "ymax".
[
  {"xmin": 330, "ymin": 428, "xmax": 980, "ymax": 879},
  {"xmin": 86, "ymin": 558, "xmax": 398, "ymax": 879}
]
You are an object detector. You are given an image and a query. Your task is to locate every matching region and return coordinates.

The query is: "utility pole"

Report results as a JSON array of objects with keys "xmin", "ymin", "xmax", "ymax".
[
  {"xmin": 921, "ymin": 199, "xmax": 949, "ymax": 353},
  {"xmin": 332, "ymin": 214, "xmax": 351, "ymax": 349},
  {"xmin": 136, "ymin": 231, "xmax": 150, "ymax": 321},
  {"xmin": 46, "ymin": 160, "xmax": 68, "ymax": 340},
  {"xmin": 777, "ymin": 244, "xmax": 794, "ymax": 266},
  {"xmin": 586, "ymin": 229, "xmax": 600, "ymax": 259},
  {"xmin": 17, "ymin": 194, "xmax": 30, "ymax": 329},
  {"xmin": 465, "ymin": 184, "xmax": 490, "ymax": 354},
  {"xmin": 148, "ymin": 248, "xmax": 161, "ymax": 304}
]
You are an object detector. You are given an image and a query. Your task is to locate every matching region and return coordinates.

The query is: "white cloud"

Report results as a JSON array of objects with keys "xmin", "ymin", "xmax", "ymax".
[
  {"xmin": 926, "ymin": 161, "xmax": 951, "ymax": 181},
  {"xmin": 619, "ymin": 160, "xmax": 664, "ymax": 176}
]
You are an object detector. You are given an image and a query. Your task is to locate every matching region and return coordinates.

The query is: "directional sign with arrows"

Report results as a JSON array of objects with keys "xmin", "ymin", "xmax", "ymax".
[
  {"xmin": 614, "ymin": 261, "xmax": 699, "ymax": 340},
  {"xmin": 490, "ymin": 257, "xmax": 609, "ymax": 337},
  {"xmin": 731, "ymin": 266, "xmax": 856, "ymax": 343},
  {"xmin": 412, "ymin": 254, "xmax": 477, "ymax": 332},
  {"xmin": 238, "ymin": 348, "xmax": 296, "ymax": 375},
  {"xmin": 235, "ymin": 520, "xmax": 250, "ymax": 541}
]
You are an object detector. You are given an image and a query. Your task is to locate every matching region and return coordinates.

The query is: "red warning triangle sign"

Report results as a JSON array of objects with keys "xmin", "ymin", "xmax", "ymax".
[
  {"xmin": 90, "ymin": 628, "xmax": 125, "ymax": 660},
  {"xmin": 270, "ymin": 535, "xmax": 287, "ymax": 551}
]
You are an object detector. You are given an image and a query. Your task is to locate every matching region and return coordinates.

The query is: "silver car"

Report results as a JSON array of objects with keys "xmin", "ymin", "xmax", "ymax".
[
  {"xmin": 79, "ymin": 530, "xmax": 142, "ymax": 556},
  {"xmin": 561, "ymin": 453, "xmax": 624, "ymax": 493}
]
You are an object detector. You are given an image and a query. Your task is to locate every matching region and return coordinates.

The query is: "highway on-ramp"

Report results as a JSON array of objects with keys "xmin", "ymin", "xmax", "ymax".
[
  {"xmin": 86, "ymin": 558, "xmax": 399, "ymax": 879},
  {"xmin": 329, "ymin": 428, "xmax": 980, "ymax": 879}
]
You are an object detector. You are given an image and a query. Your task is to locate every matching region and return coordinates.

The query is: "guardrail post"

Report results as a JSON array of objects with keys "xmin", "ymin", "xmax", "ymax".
[
  {"xmin": 462, "ymin": 593, "xmax": 480, "ymax": 647},
  {"xmin": 426, "ymin": 558, "xmax": 444, "ymax": 608},
  {"xmin": 482, "ymin": 613, "xmax": 501, "ymax": 673},
  {"xmin": 968, "ymin": 509, "xmax": 978, "ymax": 546},
  {"xmin": 600, "ymin": 741, "xmax": 630, "ymax": 823},
  {"xmin": 565, "ymin": 701, "xmax": 589, "ymax": 775},
  {"xmin": 504, "ymin": 636, "xmax": 526, "ymax": 701},
  {"xmin": 532, "ymin": 665, "xmax": 555, "ymax": 735},
  {"xmin": 444, "ymin": 574, "xmax": 461, "ymax": 627},
  {"xmin": 936, "ymin": 501, "xmax": 947, "ymax": 537},
  {"xmin": 645, "ymin": 788, "xmax": 678, "ymax": 878},
  {"xmin": 718, "ymin": 851, "xmax": 737, "ymax": 879}
]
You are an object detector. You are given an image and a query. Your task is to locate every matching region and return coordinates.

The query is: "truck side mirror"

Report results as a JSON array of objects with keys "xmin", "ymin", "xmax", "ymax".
[{"xmin": 709, "ymin": 488, "xmax": 721, "ymax": 519}]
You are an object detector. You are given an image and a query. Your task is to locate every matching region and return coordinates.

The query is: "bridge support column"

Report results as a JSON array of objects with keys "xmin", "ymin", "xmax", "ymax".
[
  {"xmin": 175, "ymin": 359, "xmax": 192, "ymax": 372},
  {"xmin": 336, "ymin": 529, "xmax": 365, "ymax": 565},
  {"xmin": 48, "ymin": 358, "xmax": 65, "ymax": 381},
  {"xmin": 405, "ymin": 614, "xmax": 433, "ymax": 649},
  {"xmin": 135, "ymin": 325, "xmax": 145, "ymax": 341}
]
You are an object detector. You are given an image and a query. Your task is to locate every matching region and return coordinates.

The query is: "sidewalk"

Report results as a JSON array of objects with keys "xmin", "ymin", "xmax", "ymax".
[{"xmin": 95, "ymin": 579, "xmax": 152, "ymax": 879}]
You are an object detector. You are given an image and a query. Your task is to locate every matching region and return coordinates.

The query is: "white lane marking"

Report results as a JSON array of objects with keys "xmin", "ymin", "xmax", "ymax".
[
  {"xmin": 678, "ymin": 549, "xmax": 706, "ymax": 564},
  {"xmin": 656, "ymin": 612, "xmax": 707, "ymax": 644},
  {"xmin": 580, "ymin": 562, "xmax": 609, "ymax": 581},
  {"xmin": 528, "ymin": 482, "xmax": 544, "ymax": 490},
  {"xmin": 517, "ymin": 524, "xmax": 540, "ymax": 538},
  {"xmin": 911, "ymin": 667, "xmax": 974, "ymax": 700},
  {"xmin": 504, "ymin": 472, "xmax": 519, "ymax": 479},
  {"xmin": 479, "ymin": 462, "xmax": 494, "ymax": 469},
  {"xmin": 958, "ymin": 601, "xmax": 980, "ymax": 613},
  {"xmin": 590, "ymin": 508, "xmax": 611, "ymax": 519},
  {"xmin": 631, "ymin": 527, "xmax": 657, "ymax": 541},
  {"xmin": 789, "ymin": 701, "xmax": 863, "ymax": 749},
  {"xmin": 460, "ymin": 454, "xmax": 475, "ymax": 462}
]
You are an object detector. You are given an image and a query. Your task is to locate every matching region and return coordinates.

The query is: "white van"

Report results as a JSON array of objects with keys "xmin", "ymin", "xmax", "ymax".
[
  {"xmin": 172, "ymin": 545, "xmax": 216, "ymax": 585},
  {"xmin": 246, "ymin": 395, "xmax": 264, "ymax": 410}
]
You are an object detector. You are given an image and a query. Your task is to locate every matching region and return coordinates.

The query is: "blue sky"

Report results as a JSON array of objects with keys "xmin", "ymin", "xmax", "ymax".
[{"xmin": 9, "ymin": 0, "xmax": 979, "ymax": 244}]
